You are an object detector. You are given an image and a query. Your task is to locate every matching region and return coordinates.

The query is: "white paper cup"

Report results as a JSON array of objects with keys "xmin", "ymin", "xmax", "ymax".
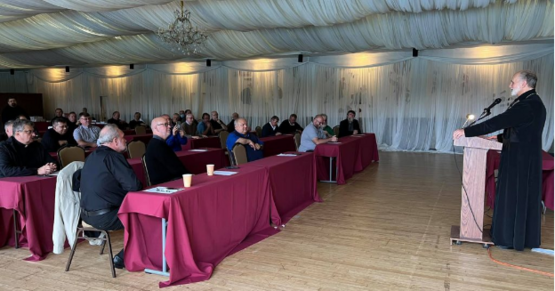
[
  {"xmin": 206, "ymin": 164, "xmax": 215, "ymax": 176},
  {"xmin": 182, "ymin": 174, "xmax": 193, "ymax": 187}
]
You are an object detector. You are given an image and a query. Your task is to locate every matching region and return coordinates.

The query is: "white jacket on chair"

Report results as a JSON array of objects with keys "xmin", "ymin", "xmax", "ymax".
[{"xmin": 52, "ymin": 161, "xmax": 84, "ymax": 254}]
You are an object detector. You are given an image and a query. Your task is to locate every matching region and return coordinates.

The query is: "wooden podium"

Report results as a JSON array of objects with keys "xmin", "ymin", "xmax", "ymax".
[{"xmin": 451, "ymin": 137, "xmax": 502, "ymax": 247}]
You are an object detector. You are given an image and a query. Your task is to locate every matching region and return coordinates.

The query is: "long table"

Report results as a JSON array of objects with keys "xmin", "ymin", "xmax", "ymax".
[
  {"xmin": 314, "ymin": 133, "xmax": 379, "ymax": 184},
  {"xmin": 259, "ymin": 134, "xmax": 297, "ymax": 157},
  {"xmin": 486, "ymin": 150, "xmax": 554, "ymax": 210},
  {"xmin": 124, "ymin": 133, "xmax": 153, "ymax": 144},
  {"xmin": 0, "ymin": 176, "xmax": 57, "ymax": 261},
  {"xmin": 127, "ymin": 148, "xmax": 228, "ymax": 186},
  {"xmin": 181, "ymin": 136, "xmax": 221, "ymax": 150},
  {"xmin": 118, "ymin": 151, "xmax": 320, "ymax": 287}
]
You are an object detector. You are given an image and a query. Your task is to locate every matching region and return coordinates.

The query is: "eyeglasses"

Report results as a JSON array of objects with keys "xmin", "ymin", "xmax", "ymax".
[
  {"xmin": 56, "ymin": 125, "xmax": 68, "ymax": 129},
  {"xmin": 19, "ymin": 130, "xmax": 34, "ymax": 134},
  {"xmin": 156, "ymin": 123, "xmax": 171, "ymax": 127}
]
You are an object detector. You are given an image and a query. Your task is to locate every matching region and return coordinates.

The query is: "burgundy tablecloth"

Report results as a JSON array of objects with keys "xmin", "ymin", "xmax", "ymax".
[
  {"xmin": 124, "ymin": 133, "xmax": 153, "ymax": 144},
  {"xmin": 34, "ymin": 121, "xmax": 50, "ymax": 131},
  {"xmin": 486, "ymin": 150, "xmax": 554, "ymax": 210},
  {"xmin": 259, "ymin": 135, "xmax": 297, "ymax": 157},
  {"xmin": 240, "ymin": 152, "xmax": 321, "ymax": 225},
  {"xmin": 128, "ymin": 148, "xmax": 229, "ymax": 186},
  {"xmin": 0, "ymin": 176, "xmax": 57, "ymax": 261},
  {"xmin": 123, "ymin": 129, "xmax": 152, "ymax": 136},
  {"xmin": 314, "ymin": 134, "xmax": 379, "ymax": 185},
  {"xmin": 118, "ymin": 167, "xmax": 278, "ymax": 287},
  {"xmin": 181, "ymin": 137, "xmax": 221, "ymax": 150}
]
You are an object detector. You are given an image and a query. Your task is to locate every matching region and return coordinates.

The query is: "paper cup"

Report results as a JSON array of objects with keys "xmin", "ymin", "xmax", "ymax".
[
  {"xmin": 182, "ymin": 174, "xmax": 193, "ymax": 187},
  {"xmin": 206, "ymin": 164, "xmax": 215, "ymax": 176}
]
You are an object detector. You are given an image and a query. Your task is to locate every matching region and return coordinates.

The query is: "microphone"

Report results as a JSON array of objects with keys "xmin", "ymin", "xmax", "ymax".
[{"xmin": 484, "ymin": 98, "xmax": 502, "ymax": 113}]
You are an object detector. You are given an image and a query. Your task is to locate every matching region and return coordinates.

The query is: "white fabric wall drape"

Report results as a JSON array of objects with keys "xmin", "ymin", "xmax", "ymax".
[{"xmin": 1, "ymin": 43, "xmax": 552, "ymax": 152}]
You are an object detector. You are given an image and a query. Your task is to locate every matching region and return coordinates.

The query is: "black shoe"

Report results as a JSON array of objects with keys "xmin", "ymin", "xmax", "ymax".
[
  {"xmin": 496, "ymin": 245, "xmax": 514, "ymax": 250},
  {"xmin": 113, "ymin": 255, "xmax": 125, "ymax": 269}
]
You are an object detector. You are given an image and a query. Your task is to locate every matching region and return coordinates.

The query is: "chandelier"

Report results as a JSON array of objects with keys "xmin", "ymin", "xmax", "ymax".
[{"xmin": 157, "ymin": 1, "xmax": 208, "ymax": 54}]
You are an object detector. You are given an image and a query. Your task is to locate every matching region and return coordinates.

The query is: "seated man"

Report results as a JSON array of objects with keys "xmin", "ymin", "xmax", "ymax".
[
  {"xmin": 80, "ymin": 124, "xmax": 142, "ymax": 269},
  {"xmin": 0, "ymin": 119, "xmax": 57, "ymax": 177},
  {"xmin": 107, "ymin": 111, "xmax": 128, "ymax": 130},
  {"xmin": 73, "ymin": 113, "xmax": 101, "ymax": 148},
  {"xmin": 164, "ymin": 115, "xmax": 188, "ymax": 152},
  {"xmin": 320, "ymin": 113, "xmax": 334, "ymax": 137},
  {"xmin": 210, "ymin": 111, "xmax": 227, "ymax": 134},
  {"xmin": 339, "ymin": 110, "xmax": 361, "ymax": 137},
  {"xmin": 51, "ymin": 108, "xmax": 69, "ymax": 125},
  {"xmin": 0, "ymin": 120, "xmax": 14, "ymax": 143},
  {"xmin": 227, "ymin": 112, "xmax": 239, "ymax": 132},
  {"xmin": 181, "ymin": 113, "xmax": 201, "ymax": 139},
  {"xmin": 278, "ymin": 114, "xmax": 303, "ymax": 134},
  {"xmin": 145, "ymin": 117, "xmax": 189, "ymax": 185},
  {"xmin": 41, "ymin": 118, "xmax": 77, "ymax": 152},
  {"xmin": 261, "ymin": 116, "xmax": 282, "ymax": 137},
  {"xmin": 128, "ymin": 112, "xmax": 146, "ymax": 129},
  {"xmin": 197, "ymin": 113, "xmax": 215, "ymax": 136},
  {"xmin": 66, "ymin": 112, "xmax": 78, "ymax": 134},
  {"xmin": 227, "ymin": 118, "xmax": 264, "ymax": 162},
  {"xmin": 299, "ymin": 115, "xmax": 337, "ymax": 152}
]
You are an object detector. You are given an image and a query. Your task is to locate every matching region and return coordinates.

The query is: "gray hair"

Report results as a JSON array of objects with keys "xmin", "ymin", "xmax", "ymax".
[
  {"xmin": 234, "ymin": 118, "xmax": 247, "ymax": 126},
  {"xmin": 517, "ymin": 70, "xmax": 537, "ymax": 88},
  {"xmin": 12, "ymin": 119, "xmax": 33, "ymax": 132},
  {"xmin": 4, "ymin": 120, "xmax": 14, "ymax": 131},
  {"xmin": 97, "ymin": 124, "xmax": 120, "ymax": 145}
]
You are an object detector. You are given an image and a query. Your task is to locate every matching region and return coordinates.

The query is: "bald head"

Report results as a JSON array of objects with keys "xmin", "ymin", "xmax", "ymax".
[
  {"xmin": 234, "ymin": 118, "xmax": 248, "ymax": 135},
  {"xmin": 151, "ymin": 116, "xmax": 171, "ymax": 139}
]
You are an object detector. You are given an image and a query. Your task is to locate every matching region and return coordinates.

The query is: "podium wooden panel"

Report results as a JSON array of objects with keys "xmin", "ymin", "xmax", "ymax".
[{"xmin": 451, "ymin": 137, "xmax": 502, "ymax": 246}]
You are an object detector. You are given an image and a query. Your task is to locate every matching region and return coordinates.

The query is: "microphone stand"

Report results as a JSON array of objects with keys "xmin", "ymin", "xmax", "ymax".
[{"xmin": 465, "ymin": 108, "xmax": 491, "ymax": 128}]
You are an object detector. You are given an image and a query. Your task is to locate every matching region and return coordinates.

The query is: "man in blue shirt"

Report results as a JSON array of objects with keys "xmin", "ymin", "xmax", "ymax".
[
  {"xmin": 226, "ymin": 118, "xmax": 264, "ymax": 162},
  {"xmin": 163, "ymin": 115, "xmax": 187, "ymax": 151}
]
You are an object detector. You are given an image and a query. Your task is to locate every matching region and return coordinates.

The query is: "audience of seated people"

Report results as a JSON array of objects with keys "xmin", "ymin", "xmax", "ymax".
[
  {"xmin": 261, "ymin": 115, "xmax": 282, "ymax": 137},
  {"xmin": 299, "ymin": 115, "xmax": 337, "ymax": 152},
  {"xmin": 0, "ymin": 119, "xmax": 57, "ymax": 177},
  {"xmin": 197, "ymin": 112, "xmax": 215, "ymax": 136},
  {"xmin": 107, "ymin": 111, "xmax": 129, "ymax": 130},
  {"xmin": 73, "ymin": 113, "xmax": 101, "ymax": 148},
  {"xmin": 339, "ymin": 110, "xmax": 361, "ymax": 137},
  {"xmin": 278, "ymin": 114, "xmax": 303, "ymax": 134},
  {"xmin": 145, "ymin": 117, "xmax": 190, "ymax": 185},
  {"xmin": 80, "ymin": 124, "xmax": 142, "ymax": 269},
  {"xmin": 210, "ymin": 111, "xmax": 227, "ymax": 134},
  {"xmin": 41, "ymin": 117, "xmax": 77, "ymax": 152},
  {"xmin": 226, "ymin": 118, "xmax": 264, "ymax": 162}
]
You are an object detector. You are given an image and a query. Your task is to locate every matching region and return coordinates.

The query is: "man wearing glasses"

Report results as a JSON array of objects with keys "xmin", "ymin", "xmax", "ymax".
[
  {"xmin": 41, "ymin": 118, "xmax": 77, "ymax": 152},
  {"xmin": 298, "ymin": 115, "xmax": 337, "ymax": 152},
  {"xmin": 73, "ymin": 113, "xmax": 101, "ymax": 148},
  {"xmin": 145, "ymin": 117, "xmax": 189, "ymax": 185},
  {"xmin": 0, "ymin": 119, "xmax": 57, "ymax": 177}
]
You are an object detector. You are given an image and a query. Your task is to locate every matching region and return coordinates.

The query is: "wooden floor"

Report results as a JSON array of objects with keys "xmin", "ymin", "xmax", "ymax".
[{"xmin": 1, "ymin": 151, "xmax": 553, "ymax": 290}]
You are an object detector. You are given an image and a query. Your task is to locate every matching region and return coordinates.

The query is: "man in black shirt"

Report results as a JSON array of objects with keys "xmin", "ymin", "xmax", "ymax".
[
  {"xmin": 41, "ymin": 118, "xmax": 77, "ymax": 152},
  {"xmin": 278, "ymin": 114, "xmax": 303, "ymax": 134},
  {"xmin": 1, "ymin": 97, "xmax": 28, "ymax": 125},
  {"xmin": 338, "ymin": 110, "xmax": 361, "ymax": 137},
  {"xmin": 128, "ymin": 112, "xmax": 147, "ymax": 129},
  {"xmin": 50, "ymin": 108, "xmax": 69, "ymax": 125},
  {"xmin": 210, "ymin": 111, "xmax": 227, "ymax": 134},
  {"xmin": 261, "ymin": 116, "xmax": 282, "ymax": 137},
  {"xmin": 80, "ymin": 124, "xmax": 142, "ymax": 269},
  {"xmin": 145, "ymin": 117, "xmax": 189, "ymax": 185},
  {"xmin": 227, "ymin": 112, "xmax": 239, "ymax": 133},
  {"xmin": 107, "ymin": 111, "xmax": 128, "ymax": 130},
  {"xmin": 0, "ymin": 119, "xmax": 57, "ymax": 177}
]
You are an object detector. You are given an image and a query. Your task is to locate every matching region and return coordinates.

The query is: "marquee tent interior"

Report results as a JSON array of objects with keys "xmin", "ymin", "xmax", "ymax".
[{"xmin": 0, "ymin": 0, "xmax": 552, "ymax": 152}]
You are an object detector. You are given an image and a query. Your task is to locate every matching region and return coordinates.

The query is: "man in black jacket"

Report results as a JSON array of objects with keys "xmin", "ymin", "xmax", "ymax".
[
  {"xmin": 0, "ymin": 119, "xmax": 57, "ymax": 177},
  {"xmin": 80, "ymin": 124, "xmax": 142, "ymax": 269},
  {"xmin": 338, "ymin": 110, "xmax": 361, "ymax": 137},
  {"xmin": 261, "ymin": 116, "xmax": 282, "ymax": 137},
  {"xmin": 1, "ymin": 97, "xmax": 28, "ymax": 125},
  {"xmin": 41, "ymin": 118, "xmax": 77, "ymax": 152},
  {"xmin": 145, "ymin": 116, "xmax": 189, "ymax": 185},
  {"xmin": 278, "ymin": 114, "xmax": 303, "ymax": 134}
]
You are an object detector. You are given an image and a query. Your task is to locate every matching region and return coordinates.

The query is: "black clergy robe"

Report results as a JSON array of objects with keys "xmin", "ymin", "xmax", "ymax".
[
  {"xmin": 464, "ymin": 89, "xmax": 546, "ymax": 250},
  {"xmin": 0, "ymin": 137, "xmax": 57, "ymax": 177},
  {"xmin": 145, "ymin": 136, "xmax": 189, "ymax": 185}
]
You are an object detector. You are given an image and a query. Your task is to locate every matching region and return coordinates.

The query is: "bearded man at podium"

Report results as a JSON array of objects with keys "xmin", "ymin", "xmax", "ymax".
[{"xmin": 453, "ymin": 70, "xmax": 546, "ymax": 251}]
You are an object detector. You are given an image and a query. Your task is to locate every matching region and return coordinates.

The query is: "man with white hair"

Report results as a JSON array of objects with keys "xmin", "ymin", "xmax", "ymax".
[
  {"xmin": 80, "ymin": 124, "xmax": 142, "ymax": 269},
  {"xmin": 453, "ymin": 70, "xmax": 546, "ymax": 251},
  {"xmin": 0, "ymin": 119, "xmax": 57, "ymax": 177},
  {"xmin": 299, "ymin": 115, "xmax": 337, "ymax": 152}
]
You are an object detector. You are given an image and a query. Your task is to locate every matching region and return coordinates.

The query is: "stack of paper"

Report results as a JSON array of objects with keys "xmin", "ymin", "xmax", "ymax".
[
  {"xmin": 143, "ymin": 187, "xmax": 182, "ymax": 194},
  {"xmin": 277, "ymin": 153, "xmax": 298, "ymax": 157},
  {"xmin": 189, "ymin": 149, "xmax": 208, "ymax": 152},
  {"xmin": 213, "ymin": 171, "xmax": 238, "ymax": 176}
]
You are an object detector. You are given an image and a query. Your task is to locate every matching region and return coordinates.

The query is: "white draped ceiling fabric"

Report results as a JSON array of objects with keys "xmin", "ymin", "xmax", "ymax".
[{"xmin": 0, "ymin": 0, "xmax": 552, "ymax": 152}]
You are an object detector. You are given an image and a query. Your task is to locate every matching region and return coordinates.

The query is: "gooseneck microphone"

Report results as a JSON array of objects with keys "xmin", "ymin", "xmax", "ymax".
[{"xmin": 466, "ymin": 98, "xmax": 502, "ymax": 128}]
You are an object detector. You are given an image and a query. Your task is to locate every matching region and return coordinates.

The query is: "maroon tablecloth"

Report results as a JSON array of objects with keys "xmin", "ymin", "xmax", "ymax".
[
  {"xmin": 259, "ymin": 134, "xmax": 297, "ymax": 157},
  {"xmin": 123, "ymin": 129, "xmax": 152, "ymax": 136},
  {"xmin": 486, "ymin": 150, "xmax": 554, "ymax": 210},
  {"xmin": 128, "ymin": 148, "xmax": 229, "ymax": 186},
  {"xmin": 34, "ymin": 121, "xmax": 50, "ymax": 131},
  {"xmin": 118, "ymin": 167, "xmax": 278, "ymax": 287},
  {"xmin": 124, "ymin": 133, "xmax": 153, "ymax": 144},
  {"xmin": 181, "ymin": 137, "xmax": 221, "ymax": 150},
  {"xmin": 0, "ymin": 176, "xmax": 57, "ymax": 261},
  {"xmin": 314, "ymin": 134, "xmax": 379, "ymax": 185},
  {"xmin": 239, "ymin": 152, "xmax": 321, "ymax": 225}
]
